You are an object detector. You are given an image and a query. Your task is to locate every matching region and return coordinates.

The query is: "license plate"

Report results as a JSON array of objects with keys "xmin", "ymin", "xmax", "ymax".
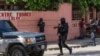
[{"xmin": 41, "ymin": 45, "xmax": 45, "ymax": 49}]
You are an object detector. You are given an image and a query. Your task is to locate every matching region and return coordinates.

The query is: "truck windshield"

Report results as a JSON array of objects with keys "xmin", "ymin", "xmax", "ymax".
[{"xmin": 0, "ymin": 20, "xmax": 17, "ymax": 33}]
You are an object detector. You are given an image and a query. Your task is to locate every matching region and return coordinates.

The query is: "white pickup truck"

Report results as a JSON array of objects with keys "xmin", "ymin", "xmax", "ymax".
[{"xmin": 0, "ymin": 20, "xmax": 47, "ymax": 56}]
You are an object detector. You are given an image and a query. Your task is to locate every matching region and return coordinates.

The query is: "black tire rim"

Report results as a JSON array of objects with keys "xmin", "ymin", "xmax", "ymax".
[{"xmin": 11, "ymin": 49, "xmax": 23, "ymax": 56}]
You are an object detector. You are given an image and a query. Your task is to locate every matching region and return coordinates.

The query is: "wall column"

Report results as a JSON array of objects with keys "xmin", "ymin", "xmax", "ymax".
[
  {"xmin": 92, "ymin": 7, "xmax": 97, "ymax": 20},
  {"xmin": 85, "ymin": 9, "xmax": 90, "ymax": 24}
]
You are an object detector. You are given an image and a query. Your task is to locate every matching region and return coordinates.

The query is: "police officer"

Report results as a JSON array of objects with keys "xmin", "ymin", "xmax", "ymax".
[
  {"xmin": 57, "ymin": 18, "xmax": 72, "ymax": 55},
  {"xmin": 37, "ymin": 18, "xmax": 45, "ymax": 32}
]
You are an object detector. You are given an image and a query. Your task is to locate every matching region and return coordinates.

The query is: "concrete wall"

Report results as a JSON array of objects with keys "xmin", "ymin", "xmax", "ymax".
[{"xmin": 0, "ymin": 3, "xmax": 80, "ymax": 42}]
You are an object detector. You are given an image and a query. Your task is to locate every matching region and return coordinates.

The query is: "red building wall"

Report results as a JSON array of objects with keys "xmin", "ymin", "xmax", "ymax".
[{"xmin": 0, "ymin": 3, "xmax": 80, "ymax": 42}]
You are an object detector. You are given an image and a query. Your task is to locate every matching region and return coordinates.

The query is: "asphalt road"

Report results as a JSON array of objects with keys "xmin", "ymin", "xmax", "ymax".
[
  {"xmin": 44, "ymin": 45, "xmax": 100, "ymax": 56},
  {"xmin": 0, "ymin": 45, "xmax": 100, "ymax": 56},
  {"xmin": 0, "ymin": 54, "xmax": 3, "ymax": 56}
]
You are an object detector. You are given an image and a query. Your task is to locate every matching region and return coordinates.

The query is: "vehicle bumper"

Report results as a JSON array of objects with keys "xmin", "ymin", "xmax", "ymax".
[{"xmin": 25, "ymin": 41, "xmax": 47, "ymax": 53}]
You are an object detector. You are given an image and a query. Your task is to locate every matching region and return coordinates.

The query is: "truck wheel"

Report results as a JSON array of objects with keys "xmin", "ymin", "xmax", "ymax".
[{"xmin": 9, "ymin": 45, "xmax": 27, "ymax": 56}]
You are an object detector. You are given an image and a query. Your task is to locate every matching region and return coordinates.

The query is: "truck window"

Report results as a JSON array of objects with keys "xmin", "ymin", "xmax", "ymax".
[{"xmin": 0, "ymin": 20, "xmax": 17, "ymax": 34}]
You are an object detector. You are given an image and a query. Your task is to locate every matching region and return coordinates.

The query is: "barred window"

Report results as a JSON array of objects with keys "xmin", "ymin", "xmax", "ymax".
[
  {"xmin": 90, "ymin": 12, "xmax": 93, "ymax": 19},
  {"xmin": 0, "ymin": 5, "xmax": 4, "ymax": 10},
  {"xmin": 72, "ymin": 10, "xmax": 82, "ymax": 20}
]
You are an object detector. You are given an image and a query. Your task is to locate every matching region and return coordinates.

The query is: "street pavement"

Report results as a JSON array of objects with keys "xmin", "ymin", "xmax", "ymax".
[
  {"xmin": 44, "ymin": 45, "xmax": 100, "ymax": 56},
  {"xmin": 0, "ymin": 38, "xmax": 100, "ymax": 56},
  {"xmin": 44, "ymin": 38, "xmax": 100, "ymax": 56}
]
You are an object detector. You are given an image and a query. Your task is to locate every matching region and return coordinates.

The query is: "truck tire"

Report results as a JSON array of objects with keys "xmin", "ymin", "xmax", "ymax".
[
  {"xmin": 9, "ymin": 45, "xmax": 27, "ymax": 56},
  {"xmin": 29, "ymin": 50, "xmax": 44, "ymax": 56}
]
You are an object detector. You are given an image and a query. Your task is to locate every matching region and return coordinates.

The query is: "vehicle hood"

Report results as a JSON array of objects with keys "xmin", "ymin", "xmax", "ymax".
[{"xmin": 3, "ymin": 31, "xmax": 44, "ymax": 37}]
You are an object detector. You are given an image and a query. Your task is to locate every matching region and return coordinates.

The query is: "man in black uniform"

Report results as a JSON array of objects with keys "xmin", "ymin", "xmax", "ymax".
[
  {"xmin": 37, "ymin": 18, "xmax": 45, "ymax": 32},
  {"xmin": 56, "ymin": 18, "xmax": 72, "ymax": 55}
]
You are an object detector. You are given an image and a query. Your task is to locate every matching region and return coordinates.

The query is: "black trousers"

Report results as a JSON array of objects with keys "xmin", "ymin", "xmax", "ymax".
[
  {"xmin": 39, "ymin": 27, "xmax": 44, "ymax": 32},
  {"xmin": 58, "ymin": 34, "xmax": 71, "ymax": 54}
]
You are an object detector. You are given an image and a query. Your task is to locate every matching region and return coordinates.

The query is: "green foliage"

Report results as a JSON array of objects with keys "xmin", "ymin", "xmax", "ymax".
[
  {"xmin": 6, "ymin": 0, "xmax": 18, "ymax": 4},
  {"xmin": 6, "ymin": 0, "xmax": 61, "ymax": 10},
  {"xmin": 66, "ymin": 0, "xmax": 100, "ymax": 14},
  {"xmin": 6, "ymin": 0, "xmax": 100, "ymax": 14},
  {"xmin": 24, "ymin": 0, "xmax": 50, "ymax": 10}
]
